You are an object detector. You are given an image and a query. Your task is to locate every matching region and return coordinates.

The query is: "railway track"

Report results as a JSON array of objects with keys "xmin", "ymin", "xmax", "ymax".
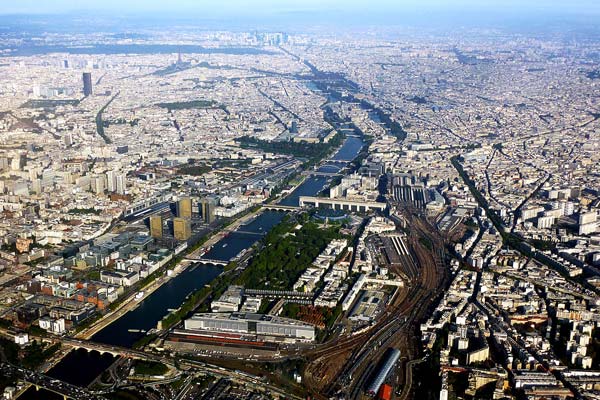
[{"xmin": 303, "ymin": 208, "xmax": 449, "ymax": 398}]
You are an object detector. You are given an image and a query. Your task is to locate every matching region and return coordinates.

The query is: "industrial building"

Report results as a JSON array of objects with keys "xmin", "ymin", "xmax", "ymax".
[{"xmin": 184, "ymin": 312, "xmax": 315, "ymax": 342}]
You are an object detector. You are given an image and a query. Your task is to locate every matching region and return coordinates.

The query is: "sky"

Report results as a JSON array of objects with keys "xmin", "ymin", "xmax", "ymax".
[
  {"xmin": 1, "ymin": 0, "xmax": 599, "ymax": 33},
  {"xmin": 2, "ymin": 0, "xmax": 600, "ymax": 16}
]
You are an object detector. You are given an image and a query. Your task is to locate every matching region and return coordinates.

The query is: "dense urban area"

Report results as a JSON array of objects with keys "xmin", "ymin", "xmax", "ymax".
[{"xmin": 0, "ymin": 13, "xmax": 599, "ymax": 400}]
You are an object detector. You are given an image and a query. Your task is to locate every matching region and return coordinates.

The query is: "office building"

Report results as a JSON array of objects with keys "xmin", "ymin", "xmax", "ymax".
[
  {"xmin": 201, "ymin": 199, "xmax": 216, "ymax": 224},
  {"xmin": 177, "ymin": 197, "xmax": 192, "ymax": 218},
  {"xmin": 150, "ymin": 215, "xmax": 163, "ymax": 239},
  {"xmin": 173, "ymin": 217, "xmax": 191, "ymax": 241},
  {"xmin": 82, "ymin": 72, "xmax": 93, "ymax": 97}
]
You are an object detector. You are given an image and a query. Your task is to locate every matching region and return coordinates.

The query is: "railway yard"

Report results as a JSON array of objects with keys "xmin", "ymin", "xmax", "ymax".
[{"xmin": 302, "ymin": 208, "xmax": 449, "ymax": 399}]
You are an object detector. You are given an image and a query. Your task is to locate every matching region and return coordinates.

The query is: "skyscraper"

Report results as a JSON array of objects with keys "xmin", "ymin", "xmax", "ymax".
[
  {"xmin": 173, "ymin": 217, "xmax": 191, "ymax": 241},
  {"xmin": 200, "ymin": 199, "xmax": 216, "ymax": 224},
  {"xmin": 176, "ymin": 198, "xmax": 192, "ymax": 218},
  {"xmin": 82, "ymin": 72, "xmax": 93, "ymax": 97},
  {"xmin": 150, "ymin": 215, "xmax": 163, "ymax": 239}
]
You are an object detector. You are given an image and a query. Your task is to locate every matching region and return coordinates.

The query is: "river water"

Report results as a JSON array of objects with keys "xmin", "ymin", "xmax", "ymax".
[{"xmin": 91, "ymin": 263, "xmax": 221, "ymax": 347}]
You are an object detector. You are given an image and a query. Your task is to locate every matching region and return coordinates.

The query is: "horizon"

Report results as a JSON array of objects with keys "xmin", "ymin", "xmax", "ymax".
[{"xmin": 2, "ymin": 0, "xmax": 600, "ymax": 25}]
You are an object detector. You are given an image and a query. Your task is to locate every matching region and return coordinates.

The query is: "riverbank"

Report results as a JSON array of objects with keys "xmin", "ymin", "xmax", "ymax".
[{"xmin": 76, "ymin": 207, "xmax": 265, "ymax": 341}]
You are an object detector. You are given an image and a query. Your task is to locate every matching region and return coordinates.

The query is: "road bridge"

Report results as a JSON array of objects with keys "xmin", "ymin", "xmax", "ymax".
[
  {"xmin": 302, "ymin": 170, "xmax": 341, "ymax": 177},
  {"xmin": 183, "ymin": 257, "xmax": 228, "ymax": 266},
  {"xmin": 262, "ymin": 204, "xmax": 300, "ymax": 212}
]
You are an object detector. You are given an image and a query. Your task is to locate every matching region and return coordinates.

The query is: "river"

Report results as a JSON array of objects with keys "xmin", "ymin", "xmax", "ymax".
[
  {"xmin": 71, "ymin": 121, "xmax": 365, "ymax": 380},
  {"xmin": 91, "ymin": 263, "xmax": 221, "ymax": 348}
]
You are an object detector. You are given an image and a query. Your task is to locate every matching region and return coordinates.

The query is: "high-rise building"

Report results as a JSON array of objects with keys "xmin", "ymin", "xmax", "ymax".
[
  {"xmin": 93, "ymin": 176, "xmax": 105, "ymax": 195},
  {"xmin": 200, "ymin": 199, "xmax": 216, "ymax": 224},
  {"xmin": 173, "ymin": 217, "xmax": 191, "ymax": 241},
  {"xmin": 115, "ymin": 174, "xmax": 126, "ymax": 195},
  {"xmin": 82, "ymin": 72, "xmax": 93, "ymax": 97},
  {"xmin": 106, "ymin": 171, "xmax": 116, "ymax": 192},
  {"xmin": 177, "ymin": 198, "xmax": 193, "ymax": 218},
  {"xmin": 150, "ymin": 215, "xmax": 163, "ymax": 239}
]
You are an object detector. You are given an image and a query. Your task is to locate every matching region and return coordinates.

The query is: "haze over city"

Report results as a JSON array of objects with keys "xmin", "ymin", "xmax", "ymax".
[{"xmin": 0, "ymin": 1, "xmax": 599, "ymax": 400}]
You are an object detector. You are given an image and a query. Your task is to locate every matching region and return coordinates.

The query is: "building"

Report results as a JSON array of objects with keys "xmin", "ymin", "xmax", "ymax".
[
  {"xmin": 173, "ymin": 217, "xmax": 191, "ymax": 241},
  {"xmin": 115, "ymin": 174, "xmax": 126, "ymax": 195},
  {"xmin": 200, "ymin": 199, "xmax": 216, "ymax": 224},
  {"xmin": 536, "ymin": 215, "xmax": 555, "ymax": 229},
  {"xmin": 578, "ymin": 210, "xmax": 598, "ymax": 235},
  {"xmin": 211, "ymin": 285, "xmax": 244, "ymax": 312},
  {"xmin": 177, "ymin": 198, "xmax": 193, "ymax": 218},
  {"xmin": 184, "ymin": 312, "xmax": 315, "ymax": 342},
  {"xmin": 16, "ymin": 238, "xmax": 33, "ymax": 253},
  {"xmin": 14, "ymin": 332, "xmax": 29, "ymax": 345},
  {"xmin": 82, "ymin": 72, "xmax": 93, "ymax": 97},
  {"xmin": 579, "ymin": 211, "xmax": 597, "ymax": 225},
  {"xmin": 100, "ymin": 270, "xmax": 140, "ymax": 287},
  {"xmin": 149, "ymin": 215, "xmax": 163, "ymax": 239},
  {"xmin": 106, "ymin": 171, "xmax": 116, "ymax": 192}
]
